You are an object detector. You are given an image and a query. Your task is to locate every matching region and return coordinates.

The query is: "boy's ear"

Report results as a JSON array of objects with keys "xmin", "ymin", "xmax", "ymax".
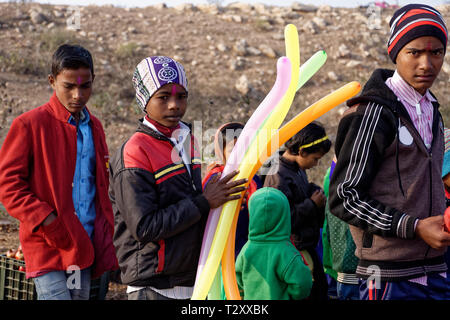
[
  {"xmin": 91, "ymin": 73, "xmax": 95, "ymax": 83},
  {"xmin": 48, "ymin": 74, "xmax": 56, "ymax": 90},
  {"xmin": 299, "ymin": 149, "xmax": 308, "ymax": 158}
]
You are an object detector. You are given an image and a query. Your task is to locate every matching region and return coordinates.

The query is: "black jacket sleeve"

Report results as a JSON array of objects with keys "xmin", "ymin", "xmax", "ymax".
[
  {"xmin": 329, "ymin": 102, "xmax": 417, "ymax": 239},
  {"xmin": 111, "ymin": 167, "xmax": 208, "ymax": 245},
  {"xmin": 264, "ymin": 172, "xmax": 320, "ymax": 234}
]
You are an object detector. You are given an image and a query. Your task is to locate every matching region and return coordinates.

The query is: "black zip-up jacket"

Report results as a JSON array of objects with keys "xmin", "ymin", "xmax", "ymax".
[
  {"xmin": 109, "ymin": 119, "xmax": 210, "ymax": 288},
  {"xmin": 329, "ymin": 69, "xmax": 447, "ymax": 281},
  {"xmin": 264, "ymin": 156, "xmax": 325, "ymax": 250}
]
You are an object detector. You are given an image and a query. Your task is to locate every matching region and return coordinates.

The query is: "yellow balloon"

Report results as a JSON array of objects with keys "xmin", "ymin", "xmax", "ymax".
[{"xmin": 191, "ymin": 24, "xmax": 300, "ymax": 300}]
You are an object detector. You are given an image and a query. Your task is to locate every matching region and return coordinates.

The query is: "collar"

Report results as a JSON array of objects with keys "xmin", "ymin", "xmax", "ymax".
[
  {"xmin": 48, "ymin": 92, "xmax": 91, "ymax": 124},
  {"xmin": 48, "ymin": 92, "xmax": 74, "ymax": 122},
  {"xmin": 68, "ymin": 107, "xmax": 89, "ymax": 125},
  {"xmin": 144, "ymin": 116, "xmax": 181, "ymax": 138},
  {"xmin": 280, "ymin": 155, "xmax": 300, "ymax": 171},
  {"xmin": 388, "ymin": 70, "xmax": 437, "ymax": 106}
]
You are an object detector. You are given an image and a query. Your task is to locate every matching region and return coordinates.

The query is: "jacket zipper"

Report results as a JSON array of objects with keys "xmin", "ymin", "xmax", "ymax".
[
  {"xmin": 395, "ymin": 104, "xmax": 438, "ymax": 270},
  {"xmin": 158, "ymin": 132, "xmax": 198, "ymax": 192}
]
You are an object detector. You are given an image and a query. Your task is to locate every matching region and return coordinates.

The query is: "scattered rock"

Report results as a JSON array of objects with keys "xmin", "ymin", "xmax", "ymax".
[
  {"xmin": 174, "ymin": 3, "xmax": 197, "ymax": 12},
  {"xmin": 247, "ymin": 46, "xmax": 261, "ymax": 56},
  {"xmin": 317, "ymin": 5, "xmax": 332, "ymax": 15},
  {"xmin": 29, "ymin": 10, "xmax": 49, "ymax": 25},
  {"xmin": 229, "ymin": 57, "xmax": 247, "ymax": 70},
  {"xmin": 235, "ymin": 74, "xmax": 251, "ymax": 95},
  {"xmin": 346, "ymin": 60, "xmax": 363, "ymax": 68},
  {"xmin": 197, "ymin": 4, "xmax": 222, "ymax": 15},
  {"xmin": 152, "ymin": 3, "xmax": 167, "ymax": 10},
  {"xmin": 222, "ymin": 14, "xmax": 244, "ymax": 23},
  {"xmin": 227, "ymin": 3, "xmax": 253, "ymax": 12},
  {"xmin": 217, "ymin": 43, "xmax": 228, "ymax": 52},
  {"xmin": 327, "ymin": 71, "xmax": 340, "ymax": 81},
  {"xmin": 302, "ymin": 20, "xmax": 319, "ymax": 34},
  {"xmin": 233, "ymin": 39, "xmax": 248, "ymax": 56},
  {"xmin": 312, "ymin": 17, "xmax": 329, "ymax": 29},
  {"xmin": 258, "ymin": 44, "xmax": 277, "ymax": 59},
  {"xmin": 291, "ymin": 3, "xmax": 318, "ymax": 13},
  {"xmin": 127, "ymin": 26, "xmax": 137, "ymax": 34},
  {"xmin": 338, "ymin": 44, "xmax": 351, "ymax": 58},
  {"xmin": 443, "ymin": 62, "xmax": 450, "ymax": 74},
  {"xmin": 53, "ymin": 9, "xmax": 64, "ymax": 18}
]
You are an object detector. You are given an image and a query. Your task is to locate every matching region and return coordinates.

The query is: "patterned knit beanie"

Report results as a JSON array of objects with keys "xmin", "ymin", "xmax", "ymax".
[
  {"xmin": 132, "ymin": 56, "xmax": 188, "ymax": 112},
  {"xmin": 387, "ymin": 4, "xmax": 448, "ymax": 63}
]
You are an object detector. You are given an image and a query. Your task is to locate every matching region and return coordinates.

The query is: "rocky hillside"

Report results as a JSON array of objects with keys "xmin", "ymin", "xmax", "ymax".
[{"xmin": 0, "ymin": 1, "xmax": 449, "ymax": 184}]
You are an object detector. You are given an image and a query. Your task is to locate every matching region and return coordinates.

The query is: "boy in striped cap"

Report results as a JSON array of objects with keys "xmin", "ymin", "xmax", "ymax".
[
  {"xmin": 329, "ymin": 4, "xmax": 450, "ymax": 300},
  {"xmin": 109, "ymin": 56, "xmax": 247, "ymax": 300}
]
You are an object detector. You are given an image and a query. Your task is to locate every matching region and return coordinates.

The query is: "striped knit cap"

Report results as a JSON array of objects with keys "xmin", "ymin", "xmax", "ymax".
[
  {"xmin": 132, "ymin": 56, "xmax": 188, "ymax": 112},
  {"xmin": 387, "ymin": 4, "xmax": 448, "ymax": 63}
]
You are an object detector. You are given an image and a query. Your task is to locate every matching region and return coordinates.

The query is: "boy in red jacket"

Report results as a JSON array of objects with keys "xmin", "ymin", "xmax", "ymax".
[{"xmin": 0, "ymin": 44, "xmax": 118, "ymax": 300}]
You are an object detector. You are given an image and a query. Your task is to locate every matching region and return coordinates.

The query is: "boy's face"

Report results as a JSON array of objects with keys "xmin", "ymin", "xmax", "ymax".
[
  {"xmin": 396, "ymin": 36, "xmax": 445, "ymax": 95},
  {"xmin": 145, "ymin": 83, "xmax": 188, "ymax": 128},
  {"xmin": 223, "ymin": 138, "xmax": 238, "ymax": 164},
  {"xmin": 49, "ymin": 67, "xmax": 94, "ymax": 116},
  {"xmin": 297, "ymin": 151, "xmax": 325, "ymax": 170}
]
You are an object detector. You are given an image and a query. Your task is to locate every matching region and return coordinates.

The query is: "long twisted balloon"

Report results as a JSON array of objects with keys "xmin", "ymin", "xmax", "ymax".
[{"xmin": 191, "ymin": 24, "xmax": 300, "ymax": 300}]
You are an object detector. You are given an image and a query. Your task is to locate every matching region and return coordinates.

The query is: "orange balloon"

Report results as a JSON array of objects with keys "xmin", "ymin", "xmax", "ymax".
[{"xmin": 221, "ymin": 197, "xmax": 243, "ymax": 300}]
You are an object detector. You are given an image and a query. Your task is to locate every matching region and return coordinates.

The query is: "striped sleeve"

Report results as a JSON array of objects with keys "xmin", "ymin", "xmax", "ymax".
[{"xmin": 329, "ymin": 102, "xmax": 417, "ymax": 239}]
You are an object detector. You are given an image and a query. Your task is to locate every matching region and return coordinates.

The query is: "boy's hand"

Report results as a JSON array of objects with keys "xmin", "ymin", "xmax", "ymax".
[
  {"xmin": 415, "ymin": 215, "xmax": 450, "ymax": 249},
  {"xmin": 203, "ymin": 170, "xmax": 247, "ymax": 209},
  {"xmin": 311, "ymin": 189, "xmax": 326, "ymax": 208}
]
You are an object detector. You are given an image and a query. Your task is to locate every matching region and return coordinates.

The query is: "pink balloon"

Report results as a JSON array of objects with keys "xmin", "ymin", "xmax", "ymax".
[{"xmin": 195, "ymin": 56, "xmax": 292, "ymax": 286}]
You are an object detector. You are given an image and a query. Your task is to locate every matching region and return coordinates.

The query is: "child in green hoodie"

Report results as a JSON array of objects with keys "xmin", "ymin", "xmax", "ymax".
[{"xmin": 235, "ymin": 187, "xmax": 313, "ymax": 300}]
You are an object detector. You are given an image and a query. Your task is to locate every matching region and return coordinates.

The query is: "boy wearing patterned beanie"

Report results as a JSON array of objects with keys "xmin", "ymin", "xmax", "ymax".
[
  {"xmin": 109, "ymin": 56, "xmax": 247, "ymax": 300},
  {"xmin": 329, "ymin": 4, "xmax": 450, "ymax": 300}
]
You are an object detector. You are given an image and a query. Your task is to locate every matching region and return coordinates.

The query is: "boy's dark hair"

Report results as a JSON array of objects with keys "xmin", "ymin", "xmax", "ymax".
[
  {"xmin": 218, "ymin": 122, "xmax": 244, "ymax": 150},
  {"xmin": 285, "ymin": 122, "xmax": 331, "ymax": 155},
  {"xmin": 51, "ymin": 44, "xmax": 94, "ymax": 77}
]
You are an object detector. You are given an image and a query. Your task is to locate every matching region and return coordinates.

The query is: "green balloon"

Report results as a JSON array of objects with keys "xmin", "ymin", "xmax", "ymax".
[{"xmin": 297, "ymin": 50, "xmax": 327, "ymax": 91}]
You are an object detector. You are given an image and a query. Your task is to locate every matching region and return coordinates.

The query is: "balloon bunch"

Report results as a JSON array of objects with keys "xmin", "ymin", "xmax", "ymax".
[{"xmin": 192, "ymin": 24, "xmax": 361, "ymax": 300}]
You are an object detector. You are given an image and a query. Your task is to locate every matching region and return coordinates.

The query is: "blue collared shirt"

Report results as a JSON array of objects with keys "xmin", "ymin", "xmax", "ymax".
[{"xmin": 69, "ymin": 108, "xmax": 96, "ymax": 239}]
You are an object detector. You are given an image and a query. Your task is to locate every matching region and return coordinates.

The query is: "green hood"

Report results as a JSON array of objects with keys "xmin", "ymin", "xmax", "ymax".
[{"xmin": 248, "ymin": 187, "xmax": 291, "ymax": 242}]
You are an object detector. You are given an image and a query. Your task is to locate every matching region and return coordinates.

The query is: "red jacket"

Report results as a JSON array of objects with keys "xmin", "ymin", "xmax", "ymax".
[{"xmin": 0, "ymin": 93, "xmax": 118, "ymax": 278}]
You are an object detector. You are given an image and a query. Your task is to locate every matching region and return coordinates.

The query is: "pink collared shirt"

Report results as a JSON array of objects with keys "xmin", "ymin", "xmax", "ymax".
[{"xmin": 385, "ymin": 70, "xmax": 435, "ymax": 150}]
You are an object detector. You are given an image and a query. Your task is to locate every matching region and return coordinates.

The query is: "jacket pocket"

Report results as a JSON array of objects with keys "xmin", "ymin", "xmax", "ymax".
[
  {"xmin": 362, "ymin": 232, "xmax": 373, "ymax": 249},
  {"xmin": 41, "ymin": 216, "xmax": 73, "ymax": 250}
]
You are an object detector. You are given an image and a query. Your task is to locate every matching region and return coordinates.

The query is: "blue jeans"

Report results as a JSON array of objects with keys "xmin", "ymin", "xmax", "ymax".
[
  {"xmin": 33, "ymin": 267, "xmax": 91, "ymax": 300},
  {"xmin": 326, "ymin": 275, "xmax": 338, "ymax": 299},
  {"xmin": 336, "ymin": 282, "xmax": 360, "ymax": 300},
  {"xmin": 359, "ymin": 273, "xmax": 449, "ymax": 300}
]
